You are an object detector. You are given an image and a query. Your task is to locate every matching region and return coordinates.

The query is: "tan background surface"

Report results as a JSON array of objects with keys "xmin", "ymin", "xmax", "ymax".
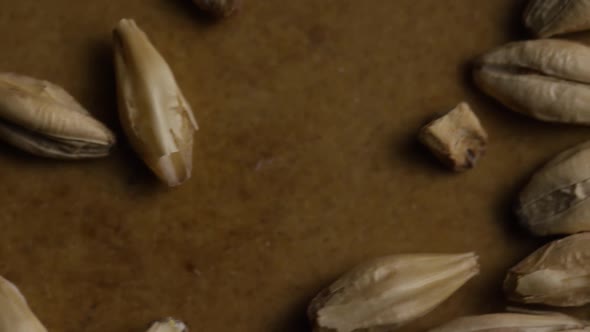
[{"xmin": 0, "ymin": 0, "xmax": 588, "ymax": 331}]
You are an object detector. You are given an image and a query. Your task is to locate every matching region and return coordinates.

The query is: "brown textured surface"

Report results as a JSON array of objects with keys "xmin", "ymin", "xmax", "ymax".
[{"xmin": 1, "ymin": 0, "xmax": 590, "ymax": 331}]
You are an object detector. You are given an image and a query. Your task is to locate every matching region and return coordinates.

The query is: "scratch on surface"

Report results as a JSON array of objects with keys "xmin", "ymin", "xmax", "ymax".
[{"xmin": 255, "ymin": 158, "xmax": 274, "ymax": 171}]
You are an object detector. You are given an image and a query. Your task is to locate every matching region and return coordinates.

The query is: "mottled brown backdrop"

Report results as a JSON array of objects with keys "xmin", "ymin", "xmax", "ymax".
[{"xmin": 0, "ymin": 0, "xmax": 588, "ymax": 331}]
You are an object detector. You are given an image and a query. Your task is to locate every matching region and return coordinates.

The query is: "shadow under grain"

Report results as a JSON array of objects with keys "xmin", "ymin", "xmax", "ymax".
[
  {"xmin": 397, "ymin": 134, "xmax": 451, "ymax": 175},
  {"xmin": 492, "ymin": 169, "xmax": 533, "ymax": 242},
  {"xmin": 84, "ymin": 39, "xmax": 119, "ymax": 129},
  {"xmin": 270, "ymin": 293, "xmax": 312, "ymax": 332},
  {"xmin": 158, "ymin": 0, "xmax": 224, "ymax": 26},
  {"xmin": 503, "ymin": 0, "xmax": 530, "ymax": 41}
]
